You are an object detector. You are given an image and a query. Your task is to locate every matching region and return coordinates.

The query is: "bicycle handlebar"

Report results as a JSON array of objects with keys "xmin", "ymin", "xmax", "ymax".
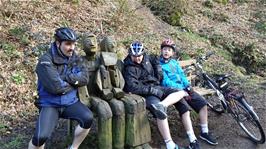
[{"xmin": 197, "ymin": 51, "xmax": 215, "ymax": 63}]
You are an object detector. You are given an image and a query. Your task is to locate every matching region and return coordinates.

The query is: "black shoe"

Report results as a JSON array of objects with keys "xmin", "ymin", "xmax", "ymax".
[
  {"xmin": 188, "ymin": 140, "xmax": 200, "ymax": 149},
  {"xmin": 199, "ymin": 132, "xmax": 218, "ymax": 145},
  {"xmin": 150, "ymin": 103, "xmax": 167, "ymax": 120}
]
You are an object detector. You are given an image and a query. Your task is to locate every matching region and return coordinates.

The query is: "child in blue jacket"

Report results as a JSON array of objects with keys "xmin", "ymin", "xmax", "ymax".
[{"xmin": 160, "ymin": 39, "xmax": 218, "ymax": 149}]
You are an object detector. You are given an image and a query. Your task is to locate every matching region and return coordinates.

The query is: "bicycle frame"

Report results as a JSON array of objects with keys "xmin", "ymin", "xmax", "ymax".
[{"xmin": 194, "ymin": 59, "xmax": 228, "ymax": 111}]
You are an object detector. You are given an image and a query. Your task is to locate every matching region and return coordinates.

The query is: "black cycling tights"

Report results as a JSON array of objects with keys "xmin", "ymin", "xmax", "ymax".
[{"xmin": 32, "ymin": 101, "xmax": 93, "ymax": 146}]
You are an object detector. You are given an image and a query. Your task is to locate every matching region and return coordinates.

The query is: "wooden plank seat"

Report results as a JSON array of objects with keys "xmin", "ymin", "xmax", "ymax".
[{"xmin": 179, "ymin": 59, "xmax": 216, "ymax": 96}]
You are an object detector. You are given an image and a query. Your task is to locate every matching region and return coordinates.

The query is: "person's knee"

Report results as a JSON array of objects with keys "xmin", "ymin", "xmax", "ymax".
[
  {"xmin": 200, "ymin": 105, "xmax": 208, "ymax": 113},
  {"xmin": 81, "ymin": 111, "xmax": 93, "ymax": 129},
  {"xmin": 181, "ymin": 111, "xmax": 191, "ymax": 120},
  {"xmin": 32, "ymin": 133, "xmax": 49, "ymax": 147},
  {"xmin": 182, "ymin": 111, "xmax": 190, "ymax": 117}
]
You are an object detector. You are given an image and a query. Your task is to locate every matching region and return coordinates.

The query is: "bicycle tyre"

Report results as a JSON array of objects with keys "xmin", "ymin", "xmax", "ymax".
[{"xmin": 229, "ymin": 98, "xmax": 265, "ymax": 144}]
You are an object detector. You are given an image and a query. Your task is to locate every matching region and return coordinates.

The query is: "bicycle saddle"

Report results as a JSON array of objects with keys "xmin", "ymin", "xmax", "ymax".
[{"xmin": 214, "ymin": 74, "xmax": 231, "ymax": 82}]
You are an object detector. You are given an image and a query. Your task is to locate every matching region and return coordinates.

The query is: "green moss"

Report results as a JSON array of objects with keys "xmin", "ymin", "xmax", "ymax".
[
  {"xmin": 1, "ymin": 42, "xmax": 21, "ymax": 58},
  {"xmin": 203, "ymin": 0, "xmax": 214, "ymax": 8},
  {"xmin": 181, "ymin": 31, "xmax": 209, "ymax": 43},
  {"xmin": 169, "ymin": 11, "xmax": 182, "ymax": 26},
  {"xmin": 178, "ymin": 50, "xmax": 191, "ymax": 60},
  {"xmin": 255, "ymin": 21, "xmax": 266, "ymax": 34},
  {"xmin": 11, "ymin": 72, "xmax": 25, "ymax": 85},
  {"xmin": 217, "ymin": 49, "xmax": 232, "ymax": 61}
]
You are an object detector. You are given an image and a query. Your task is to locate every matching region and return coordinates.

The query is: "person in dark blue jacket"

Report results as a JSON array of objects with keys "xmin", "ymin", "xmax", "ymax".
[
  {"xmin": 160, "ymin": 39, "xmax": 218, "ymax": 148},
  {"xmin": 123, "ymin": 41, "xmax": 189, "ymax": 149},
  {"xmin": 28, "ymin": 27, "xmax": 93, "ymax": 149}
]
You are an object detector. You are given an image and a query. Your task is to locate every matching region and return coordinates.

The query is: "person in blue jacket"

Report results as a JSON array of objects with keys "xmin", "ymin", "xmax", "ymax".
[
  {"xmin": 28, "ymin": 27, "xmax": 93, "ymax": 149},
  {"xmin": 160, "ymin": 39, "xmax": 218, "ymax": 148}
]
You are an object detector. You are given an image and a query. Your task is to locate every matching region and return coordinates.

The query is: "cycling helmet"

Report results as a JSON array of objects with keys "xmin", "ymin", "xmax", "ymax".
[
  {"xmin": 54, "ymin": 27, "xmax": 78, "ymax": 42},
  {"xmin": 128, "ymin": 41, "xmax": 145, "ymax": 56},
  {"xmin": 161, "ymin": 39, "xmax": 176, "ymax": 51}
]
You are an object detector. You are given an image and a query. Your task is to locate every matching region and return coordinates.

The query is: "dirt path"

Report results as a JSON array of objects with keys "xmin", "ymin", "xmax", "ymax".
[{"xmin": 149, "ymin": 87, "xmax": 266, "ymax": 149}]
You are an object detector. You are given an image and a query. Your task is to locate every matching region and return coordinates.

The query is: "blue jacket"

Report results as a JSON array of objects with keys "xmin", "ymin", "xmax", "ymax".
[
  {"xmin": 35, "ymin": 42, "xmax": 89, "ymax": 107},
  {"xmin": 160, "ymin": 57, "xmax": 190, "ymax": 90}
]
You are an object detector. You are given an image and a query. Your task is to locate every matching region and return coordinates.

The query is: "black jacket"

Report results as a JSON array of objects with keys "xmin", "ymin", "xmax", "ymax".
[
  {"xmin": 123, "ymin": 54, "xmax": 163, "ymax": 97},
  {"xmin": 36, "ymin": 42, "xmax": 89, "ymax": 107}
]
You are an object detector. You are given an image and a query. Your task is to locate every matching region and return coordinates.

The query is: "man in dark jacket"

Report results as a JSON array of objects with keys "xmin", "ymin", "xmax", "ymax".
[
  {"xmin": 123, "ymin": 41, "xmax": 188, "ymax": 149},
  {"xmin": 28, "ymin": 27, "xmax": 93, "ymax": 149}
]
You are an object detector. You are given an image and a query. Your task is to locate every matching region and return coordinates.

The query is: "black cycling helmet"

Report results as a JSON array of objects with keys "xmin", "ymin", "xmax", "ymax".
[
  {"xmin": 128, "ymin": 41, "xmax": 145, "ymax": 56},
  {"xmin": 54, "ymin": 27, "xmax": 78, "ymax": 42}
]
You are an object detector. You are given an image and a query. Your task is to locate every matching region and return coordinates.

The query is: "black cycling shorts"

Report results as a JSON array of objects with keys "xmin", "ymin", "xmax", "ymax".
[
  {"xmin": 145, "ymin": 87, "xmax": 207, "ymax": 117},
  {"xmin": 32, "ymin": 101, "xmax": 93, "ymax": 146},
  {"xmin": 175, "ymin": 91, "xmax": 208, "ymax": 115}
]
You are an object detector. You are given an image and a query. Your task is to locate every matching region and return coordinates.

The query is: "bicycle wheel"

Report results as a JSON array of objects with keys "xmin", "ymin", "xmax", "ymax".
[{"xmin": 228, "ymin": 98, "xmax": 265, "ymax": 144}]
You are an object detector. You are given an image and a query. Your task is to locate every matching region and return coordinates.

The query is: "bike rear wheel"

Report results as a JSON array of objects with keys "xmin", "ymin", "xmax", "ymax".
[{"xmin": 229, "ymin": 98, "xmax": 265, "ymax": 144}]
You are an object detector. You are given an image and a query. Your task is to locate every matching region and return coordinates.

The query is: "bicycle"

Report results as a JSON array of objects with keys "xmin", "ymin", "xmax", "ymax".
[{"xmin": 184, "ymin": 52, "xmax": 265, "ymax": 144}]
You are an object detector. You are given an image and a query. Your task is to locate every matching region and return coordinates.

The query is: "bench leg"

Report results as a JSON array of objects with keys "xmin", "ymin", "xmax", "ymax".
[
  {"xmin": 91, "ymin": 96, "xmax": 113, "ymax": 149},
  {"xmin": 122, "ymin": 94, "xmax": 151, "ymax": 148},
  {"xmin": 109, "ymin": 99, "xmax": 125, "ymax": 149},
  {"xmin": 67, "ymin": 120, "xmax": 73, "ymax": 137}
]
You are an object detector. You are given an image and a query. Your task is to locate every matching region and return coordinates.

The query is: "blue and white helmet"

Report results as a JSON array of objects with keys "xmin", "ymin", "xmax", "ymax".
[{"xmin": 129, "ymin": 41, "xmax": 145, "ymax": 56}]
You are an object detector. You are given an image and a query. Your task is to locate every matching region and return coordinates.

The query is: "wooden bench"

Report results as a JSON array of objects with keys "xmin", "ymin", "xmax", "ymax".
[
  {"xmin": 179, "ymin": 59, "xmax": 215, "ymax": 96},
  {"xmin": 67, "ymin": 59, "xmax": 214, "ymax": 149},
  {"xmin": 67, "ymin": 86, "xmax": 152, "ymax": 149}
]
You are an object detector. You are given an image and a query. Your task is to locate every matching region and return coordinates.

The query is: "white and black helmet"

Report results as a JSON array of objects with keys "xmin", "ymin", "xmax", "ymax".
[{"xmin": 128, "ymin": 41, "xmax": 145, "ymax": 56}]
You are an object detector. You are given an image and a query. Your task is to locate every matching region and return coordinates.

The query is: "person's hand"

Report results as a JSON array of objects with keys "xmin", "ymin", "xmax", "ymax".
[
  {"xmin": 184, "ymin": 86, "xmax": 193, "ymax": 101},
  {"xmin": 184, "ymin": 86, "xmax": 193, "ymax": 95},
  {"xmin": 149, "ymin": 87, "xmax": 164, "ymax": 99}
]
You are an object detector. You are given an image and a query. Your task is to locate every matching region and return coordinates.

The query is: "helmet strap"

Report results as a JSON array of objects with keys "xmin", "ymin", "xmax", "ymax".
[
  {"xmin": 161, "ymin": 54, "xmax": 172, "ymax": 63},
  {"xmin": 57, "ymin": 42, "xmax": 68, "ymax": 58}
]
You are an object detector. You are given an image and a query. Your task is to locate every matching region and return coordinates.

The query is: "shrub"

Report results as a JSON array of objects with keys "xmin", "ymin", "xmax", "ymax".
[
  {"xmin": 8, "ymin": 26, "xmax": 30, "ymax": 46},
  {"xmin": 231, "ymin": 43, "xmax": 266, "ymax": 75},
  {"xmin": 142, "ymin": 0, "xmax": 188, "ymax": 26}
]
